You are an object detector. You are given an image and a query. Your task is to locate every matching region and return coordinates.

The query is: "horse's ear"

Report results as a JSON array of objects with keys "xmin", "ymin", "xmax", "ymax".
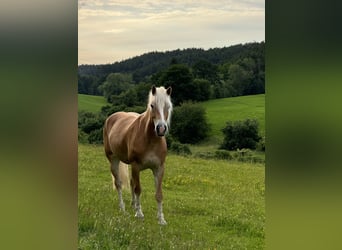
[
  {"xmin": 152, "ymin": 85, "xmax": 157, "ymax": 96},
  {"xmin": 166, "ymin": 86, "xmax": 172, "ymax": 96}
]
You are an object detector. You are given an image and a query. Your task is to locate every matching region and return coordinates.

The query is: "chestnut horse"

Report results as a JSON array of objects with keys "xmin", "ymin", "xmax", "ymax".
[{"xmin": 103, "ymin": 86, "xmax": 172, "ymax": 225}]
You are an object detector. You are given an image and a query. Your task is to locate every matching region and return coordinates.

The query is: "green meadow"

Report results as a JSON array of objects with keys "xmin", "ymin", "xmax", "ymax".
[
  {"xmin": 78, "ymin": 144, "xmax": 265, "ymax": 249},
  {"xmin": 200, "ymin": 94, "xmax": 265, "ymax": 141},
  {"xmin": 78, "ymin": 94, "xmax": 108, "ymax": 113}
]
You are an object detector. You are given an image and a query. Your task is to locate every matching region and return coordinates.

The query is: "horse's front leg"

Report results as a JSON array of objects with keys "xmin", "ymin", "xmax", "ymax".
[
  {"xmin": 131, "ymin": 163, "xmax": 144, "ymax": 219},
  {"xmin": 153, "ymin": 165, "xmax": 167, "ymax": 225}
]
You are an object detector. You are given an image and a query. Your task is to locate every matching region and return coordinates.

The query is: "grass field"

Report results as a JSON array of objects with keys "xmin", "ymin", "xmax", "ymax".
[
  {"xmin": 78, "ymin": 94, "xmax": 108, "ymax": 113},
  {"xmin": 78, "ymin": 144, "xmax": 265, "ymax": 249},
  {"xmin": 200, "ymin": 94, "xmax": 265, "ymax": 141}
]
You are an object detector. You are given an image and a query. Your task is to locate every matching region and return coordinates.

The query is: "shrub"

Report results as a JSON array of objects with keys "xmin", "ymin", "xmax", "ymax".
[
  {"xmin": 232, "ymin": 148, "xmax": 253, "ymax": 161},
  {"xmin": 232, "ymin": 148, "xmax": 264, "ymax": 163},
  {"xmin": 78, "ymin": 130, "xmax": 88, "ymax": 144},
  {"xmin": 78, "ymin": 110, "xmax": 105, "ymax": 144},
  {"xmin": 166, "ymin": 135, "xmax": 174, "ymax": 149},
  {"xmin": 194, "ymin": 150, "xmax": 232, "ymax": 160},
  {"xmin": 88, "ymin": 128, "xmax": 103, "ymax": 144},
  {"xmin": 257, "ymin": 136, "xmax": 265, "ymax": 151},
  {"xmin": 221, "ymin": 119, "xmax": 261, "ymax": 150},
  {"xmin": 170, "ymin": 142, "xmax": 192, "ymax": 156},
  {"xmin": 78, "ymin": 111, "xmax": 105, "ymax": 134},
  {"xmin": 123, "ymin": 106, "xmax": 145, "ymax": 114},
  {"xmin": 214, "ymin": 150, "xmax": 233, "ymax": 160},
  {"xmin": 171, "ymin": 102, "xmax": 210, "ymax": 144},
  {"xmin": 100, "ymin": 105, "xmax": 126, "ymax": 117}
]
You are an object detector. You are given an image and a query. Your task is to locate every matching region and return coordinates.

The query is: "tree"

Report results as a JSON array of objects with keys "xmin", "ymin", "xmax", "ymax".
[
  {"xmin": 193, "ymin": 79, "xmax": 211, "ymax": 101},
  {"xmin": 171, "ymin": 102, "xmax": 210, "ymax": 144},
  {"xmin": 78, "ymin": 74, "xmax": 101, "ymax": 95},
  {"xmin": 112, "ymin": 88, "xmax": 138, "ymax": 107},
  {"xmin": 221, "ymin": 119, "xmax": 261, "ymax": 150},
  {"xmin": 98, "ymin": 73, "xmax": 133, "ymax": 102},
  {"xmin": 192, "ymin": 60, "xmax": 219, "ymax": 84},
  {"xmin": 158, "ymin": 64, "xmax": 195, "ymax": 105},
  {"xmin": 228, "ymin": 64, "xmax": 253, "ymax": 96}
]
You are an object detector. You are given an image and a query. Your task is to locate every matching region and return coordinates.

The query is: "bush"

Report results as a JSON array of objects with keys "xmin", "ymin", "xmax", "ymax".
[
  {"xmin": 221, "ymin": 119, "xmax": 261, "ymax": 150},
  {"xmin": 78, "ymin": 111, "xmax": 105, "ymax": 144},
  {"xmin": 257, "ymin": 136, "xmax": 265, "ymax": 151},
  {"xmin": 194, "ymin": 150, "xmax": 232, "ymax": 160},
  {"xmin": 78, "ymin": 130, "xmax": 88, "ymax": 144},
  {"xmin": 232, "ymin": 148, "xmax": 264, "ymax": 163},
  {"xmin": 166, "ymin": 135, "xmax": 174, "ymax": 149},
  {"xmin": 169, "ymin": 142, "xmax": 192, "ymax": 156},
  {"xmin": 171, "ymin": 102, "xmax": 210, "ymax": 144},
  {"xmin": 101, "ymin": 105, "xmax": 126, "ymax": 117},
  {"xmin": 232, "ymin": 148, "xmax": 253, "ymax": 161},
  {"xmin": 214, "ymin": 150, "xmax": 233, "ymax": 160},
  {"xmin": 78, "ymin": 111, "xmax": 105, "ymax": 134},
  {"xmin": 88, "ymin": 128, "xmax": 103, "ymax": 144},
  {"xmin": 123, "ymin": 106, "xmax": 145, "ymax": 114}
]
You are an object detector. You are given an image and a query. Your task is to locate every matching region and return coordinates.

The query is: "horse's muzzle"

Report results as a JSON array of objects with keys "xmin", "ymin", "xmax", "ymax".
[{"xmin": 156, "ymin": 123, "xmax": 167, "ymax": 137}]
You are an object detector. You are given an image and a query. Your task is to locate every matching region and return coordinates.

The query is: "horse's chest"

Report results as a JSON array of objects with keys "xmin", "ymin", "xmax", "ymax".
[{"xmin": 140, "ymin": 152, "xmax": 162, "ymax": 170}]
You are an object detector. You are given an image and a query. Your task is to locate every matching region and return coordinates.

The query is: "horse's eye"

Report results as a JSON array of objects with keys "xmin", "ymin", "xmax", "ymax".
[{"xmin": 150, "ymin": 104, "xmax": 154, "ymax": 109}]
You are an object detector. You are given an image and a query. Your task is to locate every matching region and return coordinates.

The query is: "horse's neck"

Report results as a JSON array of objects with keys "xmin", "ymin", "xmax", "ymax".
[{"xmin": 139, "ymin": 111, "xmax": 155, "ymax": 138}]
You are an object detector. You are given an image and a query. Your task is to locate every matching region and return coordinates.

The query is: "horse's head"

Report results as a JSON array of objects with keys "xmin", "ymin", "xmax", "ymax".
[{"xmin": 148, "ymin": 85, "xmax": 173, "ymax": 137}]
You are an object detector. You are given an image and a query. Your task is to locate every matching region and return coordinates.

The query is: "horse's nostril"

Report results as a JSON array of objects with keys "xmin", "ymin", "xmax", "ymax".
[{"xmin": 156, "ymin": 123, "xmax": 167, "ymax": 136}]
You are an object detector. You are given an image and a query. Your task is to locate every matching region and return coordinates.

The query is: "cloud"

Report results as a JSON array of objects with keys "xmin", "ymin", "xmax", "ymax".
[{"xmin": 78, "ymin": 0, "xmax": 264, "ymax": 64}]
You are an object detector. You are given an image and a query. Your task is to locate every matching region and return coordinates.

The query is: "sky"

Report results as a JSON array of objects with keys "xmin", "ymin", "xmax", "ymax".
[{"xmin": 78, "ymin": 0, "xmax": 264, "ymax": 65}]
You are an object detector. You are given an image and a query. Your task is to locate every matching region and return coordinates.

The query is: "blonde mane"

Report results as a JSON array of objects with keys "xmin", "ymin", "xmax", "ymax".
[{"xmin": 147, "ymin": 86, "xmax": 173, "ymax": 126}]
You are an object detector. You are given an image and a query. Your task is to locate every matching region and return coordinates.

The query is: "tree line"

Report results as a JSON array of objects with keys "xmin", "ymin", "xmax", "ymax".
[{"xmin": 78, "ymin": 42, "xmax": 265, "ymax": 104}]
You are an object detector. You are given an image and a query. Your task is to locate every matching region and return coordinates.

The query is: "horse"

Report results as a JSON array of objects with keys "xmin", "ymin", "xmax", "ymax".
[{"xmin": 103, "ymin": 85, "xmax": 172, "ymax": 225}]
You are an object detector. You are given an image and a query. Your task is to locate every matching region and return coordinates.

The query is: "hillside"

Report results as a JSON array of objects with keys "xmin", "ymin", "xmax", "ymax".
[
  {"xmin": 79, "ymin": 42, "xmax": 264, "ymax": 81},
  {"xmin": 78, "ymin": 94, "xmax": 108, "ymax": 113},
  {"xmin": 201, "ymin": 94, "xmax": 265, "ymax": 140},
  {"xmin": 78, "ymin": 42, "xmax": 265, "ymax": 97}
]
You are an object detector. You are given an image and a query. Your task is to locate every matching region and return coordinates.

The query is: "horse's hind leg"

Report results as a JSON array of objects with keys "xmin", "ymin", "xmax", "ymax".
[
  {"xmin": 131, "ymin": 163, "xmax": 144, "ymax": 219},
  {"xmin": 110, "ymin": 158, "xmax": 125, "ymax": 211}
]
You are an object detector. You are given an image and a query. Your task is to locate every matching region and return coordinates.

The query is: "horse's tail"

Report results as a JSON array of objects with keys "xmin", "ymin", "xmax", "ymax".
[{"xmin": 118, "ymin": 162, "xmax": 130, "ymax": 190}]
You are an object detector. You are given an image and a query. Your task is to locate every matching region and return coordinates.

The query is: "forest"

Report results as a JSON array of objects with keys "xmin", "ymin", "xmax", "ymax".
[{"xmin": 78, "ymin": 41, "xmax": 265, "ymax": 104}]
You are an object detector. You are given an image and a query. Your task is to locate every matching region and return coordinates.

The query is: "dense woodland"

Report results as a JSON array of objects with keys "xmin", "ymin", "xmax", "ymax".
[{"xmin": 78, "ymin": 42, "xmax": 265, "ymax": 105}]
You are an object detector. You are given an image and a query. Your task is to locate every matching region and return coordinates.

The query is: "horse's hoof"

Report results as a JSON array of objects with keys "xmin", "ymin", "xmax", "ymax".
[
  {"xmin": 158, "ymin": 218, "xmax": 167, "ymax": 225},
  {"xmin": 119, "ymin": 203, "xmax": 125, "ymax": 212},
  {"xmin": 135, "ymin": 211, "xmax": 144, "ymax": 219}
]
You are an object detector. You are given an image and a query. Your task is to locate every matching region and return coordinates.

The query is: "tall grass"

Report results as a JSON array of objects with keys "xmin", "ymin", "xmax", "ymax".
[{"xmin": 78, "ymin": 144, "xmax": 265, "ymax": 249}]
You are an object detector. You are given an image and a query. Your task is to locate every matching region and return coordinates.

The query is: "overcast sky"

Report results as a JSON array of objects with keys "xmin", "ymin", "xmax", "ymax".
[{"xmin": 78, "ymin": 0, "xmax": 264, "ymax": 65}]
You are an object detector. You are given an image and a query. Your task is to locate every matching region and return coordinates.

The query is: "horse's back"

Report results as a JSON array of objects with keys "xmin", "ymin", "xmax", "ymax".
[
  {"xmin": 104, "ymin": 112, "xmax": 140, "ymax": 161},
  {"xmin": 105, "ymin": 112, "xmax": 139, "ymax": 132}
]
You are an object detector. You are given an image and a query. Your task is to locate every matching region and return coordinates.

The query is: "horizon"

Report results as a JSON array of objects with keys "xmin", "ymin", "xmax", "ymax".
[{"xmin": 78, "ymin": 40, "xmax": 264, "ymax": 66}]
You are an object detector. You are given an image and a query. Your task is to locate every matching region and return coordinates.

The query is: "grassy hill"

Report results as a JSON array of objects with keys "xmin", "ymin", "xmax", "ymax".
[
  {"xmin": 78, "ymin": 94, "xmax": 108, "ymax": 113},
  {"xmin": 201, "ymin": 94, "xmax": 265, "ymax": 141},
  {"xmin": 78, "ymin": 144, "xmax": 265, "ymax": 249}
]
